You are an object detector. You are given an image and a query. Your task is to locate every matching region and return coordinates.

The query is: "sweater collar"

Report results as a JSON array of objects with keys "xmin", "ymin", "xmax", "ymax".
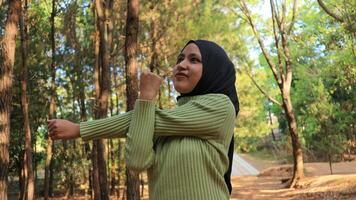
[{"xmin": 176, "ymin": 93, "xmax": 218, "ymax": 106}]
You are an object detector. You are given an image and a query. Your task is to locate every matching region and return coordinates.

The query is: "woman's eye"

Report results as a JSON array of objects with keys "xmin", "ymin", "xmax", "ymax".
[{"xmin": 191, "ymin": 58, "xmax": 200, "ymax": 63}]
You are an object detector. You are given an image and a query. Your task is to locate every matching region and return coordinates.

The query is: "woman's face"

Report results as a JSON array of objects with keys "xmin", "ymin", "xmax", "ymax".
[{"xmin": 173, "ymin": 43, "xmax": 203, "ymax": 94}]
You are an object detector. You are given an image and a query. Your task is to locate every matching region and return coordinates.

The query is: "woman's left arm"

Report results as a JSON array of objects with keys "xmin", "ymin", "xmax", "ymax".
[
  {"xmin": 125, "ymin": 71, "xmax": 161, "ymax": 172},
  {"xmin": 125, "ymin": 100, "xmax": 156, "ymax": 172}
]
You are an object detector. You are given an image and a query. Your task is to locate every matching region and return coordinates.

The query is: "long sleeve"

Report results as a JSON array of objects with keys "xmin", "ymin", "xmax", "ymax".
[
  {"xmin": 80, "ymin": 111, "xmax": 132, "ymax": 141},
  {"xmin": 154, "ymin": 94, "xmax": 232, "ymax": 140},
  {"xmin": 125, "ymin": 100, "xmax": 155, "ymax": 172}
]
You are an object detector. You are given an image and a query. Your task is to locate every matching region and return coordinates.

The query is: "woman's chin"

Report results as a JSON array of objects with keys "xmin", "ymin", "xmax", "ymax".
[
  {"xmin": 174, "ymin": 82, "xmax": 195, "ymax": 94},
  {"xmin": 176, "ymin": 88, "xmax": 193, "ymax": 94}
]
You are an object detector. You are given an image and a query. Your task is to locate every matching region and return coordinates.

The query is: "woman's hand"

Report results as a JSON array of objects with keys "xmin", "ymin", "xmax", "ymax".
[
  {"xmin": 48, "ymin": 119, "xmax": 80, "ymax": 140},
  {"xmin": 139, "ymin": 71, "xmax": 162, "ymax": 101}
]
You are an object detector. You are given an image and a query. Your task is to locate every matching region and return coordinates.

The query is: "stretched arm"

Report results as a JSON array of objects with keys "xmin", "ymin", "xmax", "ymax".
[
  {"xmin": 48, "ymin": 111, "xmax": 132, "ymax": 141},
  {"xmin": 80, "ymin": 111, "xmax": 132, "ymax": 141},
  {"xmin": 48, "ymin": 94, "xmax": 232, "ymax": 143}
]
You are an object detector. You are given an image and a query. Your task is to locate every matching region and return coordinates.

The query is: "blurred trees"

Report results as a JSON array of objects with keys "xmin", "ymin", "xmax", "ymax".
[{"xmin": 0, "ymin": 0, "xmax": 355, "ymax": 198}]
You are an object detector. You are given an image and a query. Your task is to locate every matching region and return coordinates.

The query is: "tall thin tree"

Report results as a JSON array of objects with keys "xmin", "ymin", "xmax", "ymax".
[
  {"xmin": 0, "ymin": 1, "xmax": 21, "ymax": 199},
  {"xmin": 19, "ymin": 0, "xmax": 34, "ymax": 199},
  {"xmin": 124, "ymin": 0, "xmax": 140, "ymax": 199},
  {"xmin": 91, "ymin": 0, "xmax": 113, "ymax": 200},
  {"xmin": 44, "ymin": 0, "xmax": 57, "ymax": 198}
]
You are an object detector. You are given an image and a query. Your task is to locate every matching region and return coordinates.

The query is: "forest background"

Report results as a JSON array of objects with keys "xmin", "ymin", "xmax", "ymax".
[{"xmin": 0, "ymin": 0, "xmax": 355, "ymax": 199}]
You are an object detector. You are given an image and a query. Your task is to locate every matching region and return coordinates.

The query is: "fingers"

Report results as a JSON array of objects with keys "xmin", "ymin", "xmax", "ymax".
[
  {"xmin": 51, "ymin": 134, "xmax": 60, "ymax": 140},
  {"xmin": 141, "ymin": 70, "xmax": 161, "ymax": 79},
  {"xmin": 47, "ymin": 119, "xmax": 56, "ymax": 132},
  {"xmin": 47, "ymin": 119, "xmax": 59, "ymax": 140}
]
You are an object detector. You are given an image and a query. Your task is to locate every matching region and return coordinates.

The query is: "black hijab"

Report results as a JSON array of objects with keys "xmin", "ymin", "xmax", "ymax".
[{"xmin": 177, "ymin": 40, "xmax": 239, "ymax": 194}]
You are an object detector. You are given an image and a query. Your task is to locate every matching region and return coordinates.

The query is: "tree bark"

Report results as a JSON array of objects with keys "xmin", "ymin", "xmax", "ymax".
[
  {"xmin": 110, "ymin": 139, "xmax": 116, "ymax": 195},
  {"xmin": 328, "ymin": 154, "xmax": 333, "ymax": 174},
  {"xmin": 117, "ymin": 139, "xmax": 123, "ymax": 198},
  {"xmin": 19, "ymin": 0, "xmax": 34, "ymax": 199},
  {"xmin": 92, "ymin": 141, "xmax": 101, "ymax": 200},
  {"xmin": 268, "ymin": 107, "xmax": 276, "ymax": 141},
  {"xmin": 92, "ymin": 7, "xmax": 102, "ymax": 200},
  {"xmin": 18, "ymin": 157, "xmax": 25, "ymax": 200},
  {"xmin": 44, "ymin": 0, "xmax": 56, "ymax": 198},
  {"xmin": 0, "ymin": 1, "xmax": 21, "ymax": 199},
  {"xmin": 124, "ymin": 0, "xmax": 140, "ymax": 199},
  {"xmin": 282, "ymin": 94, "xmax": 304, "ymax": 187},
  {"xmin": 92, "ymin": 1, "xmax": 113, "ymax": 199}
]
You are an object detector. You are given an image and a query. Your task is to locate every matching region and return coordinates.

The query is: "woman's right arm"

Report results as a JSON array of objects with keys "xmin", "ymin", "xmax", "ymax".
[
  {"xmin": 48, "ymin": 111, "xmax": 133, "ymax": 141},
  {"xmin": 80, "ymin": 111, "xmax": 133, "ymax": 141}
]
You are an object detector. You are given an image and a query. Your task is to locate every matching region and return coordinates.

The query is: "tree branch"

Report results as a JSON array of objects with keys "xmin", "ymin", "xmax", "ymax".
[
  {"xmin": 270, "ymin": 0, "xmax": 285, "ymax": 84},
  {"xmin": 280, "ymin": 26, "xmax": 293, "ymax": 91},
  {"xmin": 239, "ymin": 0, "xmax": 282, "ymax": 88},
  {"xmin": 317, "ymin": 0, "xmax": 344, "ymax": 23},
  {"xmin": 273, "ymin": 0, "xmax": 282, "ymax": 27},
  {"xmin": 287, "ymin": 0, "xmax": 298, "ymax": 35},
  {"xmin": 243, "ymin": 68, "xmax": 282, "ymax": 106},
  {"xmin": 281, "ymin": 0, "xmax": 286, "ymax": 26}
]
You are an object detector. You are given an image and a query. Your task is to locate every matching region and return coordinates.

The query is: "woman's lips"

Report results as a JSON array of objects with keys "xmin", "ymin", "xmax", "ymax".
[{"xmin": 175, "ymin": 73, "xmax": 188, "ymax": 79}]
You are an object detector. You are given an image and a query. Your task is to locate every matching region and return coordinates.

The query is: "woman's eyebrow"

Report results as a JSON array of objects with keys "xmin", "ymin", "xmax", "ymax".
[
  {"xmin": 188, "ymin": 53, "xmax": 201, "ymax": 59},
  {"xmin": 177, "ymin": 53, "xmax": 184, "ymax": 59}
]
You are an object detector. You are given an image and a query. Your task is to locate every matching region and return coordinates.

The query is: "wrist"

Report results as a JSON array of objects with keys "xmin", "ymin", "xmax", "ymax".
[
  {"xmin": 75, "ymin": 123, "xmax": 80, "ymax": 138},
  {"xmin": 139, "ymin": 93, "xmax": 156, "ymax": 101}
]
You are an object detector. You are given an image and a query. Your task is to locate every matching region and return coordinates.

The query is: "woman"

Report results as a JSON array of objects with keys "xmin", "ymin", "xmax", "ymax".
[{"xmin": 49, "ymin": 40, "xmax": 239, "ymax": 200}]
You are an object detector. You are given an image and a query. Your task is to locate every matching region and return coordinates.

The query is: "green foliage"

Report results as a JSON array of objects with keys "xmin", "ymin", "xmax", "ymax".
[
  {"xmin": 4, "ymin": 0, "xmax": 356, "ymax": 196},
  {"xmin": 289, "ymin": 0, "xmax": 355, "ymax": 161},
  {"xmin": 234, "ymin": 68, "xmax": 276, "ymax": 152}
]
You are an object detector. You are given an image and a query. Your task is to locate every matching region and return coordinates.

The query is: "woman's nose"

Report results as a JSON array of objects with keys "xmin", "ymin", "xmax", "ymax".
[{"xmin": 177, "ymin": 60, "xmax": 188, "ymax": 70}]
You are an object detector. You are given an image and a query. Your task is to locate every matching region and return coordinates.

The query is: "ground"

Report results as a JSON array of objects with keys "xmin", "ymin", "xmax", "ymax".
[
  {"xmin": 9, "ymin": 153, "xmax": 356, "ymax": 199},
  {"xmin": 231, "ymin": 175, "xmax": 356, "ymax": 200},
  {"xmin": 231, "ymin": 154, "xmax": 356, "ymax": 200}
]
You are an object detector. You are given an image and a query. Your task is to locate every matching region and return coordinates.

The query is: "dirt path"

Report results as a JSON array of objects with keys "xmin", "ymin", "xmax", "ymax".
[
  {"xmin": 239, "ymin": 153, "xmax": 356, "ymax": 176},
  {"xmin": 231, "ymin": 154, "xmax": 356, "ymax": 199},
  {"xmin": 230, "ymin": 175, "xmax": 356, "ymax": 200}
]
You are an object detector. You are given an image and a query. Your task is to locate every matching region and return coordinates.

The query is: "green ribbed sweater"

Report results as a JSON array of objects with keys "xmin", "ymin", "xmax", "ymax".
[{"xmin": 80, "ymin": 94, "xmax": 236, "ymax": 200}]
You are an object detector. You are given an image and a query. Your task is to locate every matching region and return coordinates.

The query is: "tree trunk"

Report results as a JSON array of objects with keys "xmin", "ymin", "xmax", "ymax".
[
  {"xmin": 92, "ymin": 8, "xmax": 102, "ymax": 200},
  {"xmin": 282, "ymin": 94, "xmax": 304, "ymax": 187},
  {"xmin": 328, "ymin": 154, "xmax": 333, "ymax": 174},
  {"xmin": 79, "ymin": 87, "xmax": 91, "ymax": 197},
  {"xmin": 110, "ymin": 139, "xmax": 116, "ymax": 195},
  {"xmin": 44, "ymin": 0, "xmax": 56, "ymax": 198},
  {"xmin": 118, "ymin": 139, "xmax": 125, "ymax": 198},
  {"xmin": 268, "ymin": 107, "xmax": 276, "ymax": 141},
  {"xmin": 124, "ymin": 0, "xmax": 140, "ymax": 199},
  {"xmin": 92, "ymin": 141, "xmax": 101, "ymax": 200},
  {"xmin": 92, "ymin": 1, "xmax": 113, "ymax": 199},
  {"xmin": 19, "ymin": 158, "xmax": 25, "ymax": 200},
  {"xmin": 0, "ymin": 1, "xmax": 21, "ymax": 199},
  {"xmin": 19, "ymin": 0, "xmax": 34, "ymax": 198}
]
